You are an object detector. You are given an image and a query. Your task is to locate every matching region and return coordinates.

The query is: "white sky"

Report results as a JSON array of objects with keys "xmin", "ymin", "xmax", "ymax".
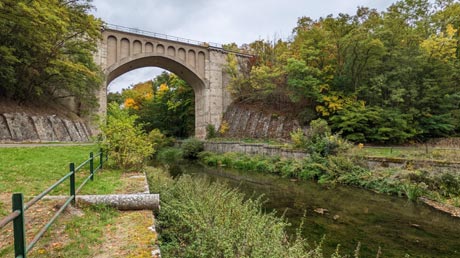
[{"xmin": 90, "ymin": 0, "xmax": 396, "ymax": 92}]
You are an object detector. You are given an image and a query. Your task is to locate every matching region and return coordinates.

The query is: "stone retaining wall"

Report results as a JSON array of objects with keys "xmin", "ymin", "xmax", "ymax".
[
  {"xmin": 0, "ymin": 113, "xmax": 92, "ymax": 142},
  {"xmin": 201, "ymin": 141, "xmax": 308, "ymax": 159},
  {"xmin": 221, "ymin": 104, "xmax": 302, "ymax": 139},
  {"xmin": 194, "ymin": 141, "xmax": 460, "ymax": 173}
]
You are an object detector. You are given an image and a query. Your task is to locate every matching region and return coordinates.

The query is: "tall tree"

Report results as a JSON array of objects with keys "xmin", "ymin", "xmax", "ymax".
[{"xmin": 0, "ymin": 0, "xmax": 102, "ymax": 111}]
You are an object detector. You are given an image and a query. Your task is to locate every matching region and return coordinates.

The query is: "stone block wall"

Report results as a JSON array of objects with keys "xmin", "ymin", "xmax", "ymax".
[
  {"xmin": 221, "ymin": 104, "xmax": 301, "ymax": 140},
  {"xmin": 198, "ymin": 141, "xmax": 308, "ymax": 159},
  {"xmin": 0, "ymin": 113, "xmax": 92, "ymax": 143}
]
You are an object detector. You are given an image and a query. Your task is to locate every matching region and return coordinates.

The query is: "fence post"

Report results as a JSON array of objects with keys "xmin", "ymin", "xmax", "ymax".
[
  {"xmin": 12, "ymin": 193, "xmax": 26, "ymax": 258},
  {"xmin": 89, "ymin": 152, "xmax": 94, "ymax": 181},
  {"xmin": 100, "ymin": 148, "xmax": 103, "ymax": 169},
  {"xmin": 70, "ymin": 163, "xmax": 76, "ymax": 205}
]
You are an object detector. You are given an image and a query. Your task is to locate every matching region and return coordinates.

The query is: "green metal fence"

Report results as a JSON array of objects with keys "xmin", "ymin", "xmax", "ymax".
[{"xmin": 0, "ymin": 148, "xmax": 108, "ymax": 258}]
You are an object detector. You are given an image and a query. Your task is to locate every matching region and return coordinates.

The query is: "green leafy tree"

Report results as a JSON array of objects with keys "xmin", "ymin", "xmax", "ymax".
[
  {"xmin": 0, "ymin": 0, "xmax": 102, "ymax": 111},
  {"xmin": 124, "ymin": 72, "xmax": 195, "ymax": 138},
  {"xmin": 225, "ymin": 0, "xmax": 460, "ymax": 142},
  {"xmin": 100, "ymin": 103, "xmax": 154, "ymax": 170}
]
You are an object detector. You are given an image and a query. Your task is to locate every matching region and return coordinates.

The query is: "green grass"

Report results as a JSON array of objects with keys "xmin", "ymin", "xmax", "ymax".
[
  {"xmin": 0, "ymin": 145, "xmax": 122, "ymax": 196},
  {"xmin": 352, "ymin": 146, "xmax": 460, "ymax": 161},
  {"xmin": 30, "ymin": 204, "xmax": 119, "ymax": 258},
  {"xmin": 0, "ymin": 145, "xmax": 124, "ymax": 257}
]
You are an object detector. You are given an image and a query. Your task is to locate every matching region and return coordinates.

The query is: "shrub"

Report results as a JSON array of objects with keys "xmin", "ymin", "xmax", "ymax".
[
  {"xmin": 402, "ymin": 183, "xmax": 427, "ymax": 201},
  {"xmin": 307, "ymin": 118, "xmax": 331, "ymax": 140},
  {"xmin": 157, "ymin": 147, "xmax": 184, "ymax": 164},
  {"xmin": 100, "ymin": 103, "xmax": 154, "ymax": 170},
  {"xmin": 290, "ymin": 128, "xmax": 308, "ymax": 149},
  {"xmin": 439, "ymin": 173, "xmax": 460, "ymax": 197},
  {"xmin": 205, "ymin": 124, "xmax": 217, "ymax": 139},
  {"xmin": 148, "ymin": 129, "xmax": 171, "ymax": 150},
  {"xmin": 145, "ymin": 167, "xmax": 323, "ymax": 258},
  {"xmin": 290, "ymin": 119, "xmax": 350, "ymax": 157},
  {"xmin": 181, "ymin": 138, "xmax": 204, "ymax": 159},
  {"xmin": 219, "ymin": 120, "xmax": 230, "ymax": 135}
]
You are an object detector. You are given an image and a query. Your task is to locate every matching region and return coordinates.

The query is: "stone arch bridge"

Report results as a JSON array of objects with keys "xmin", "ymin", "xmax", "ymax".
[{"xmin": 93, "ymin": 24, "xmax": 250, "ymax": 138}]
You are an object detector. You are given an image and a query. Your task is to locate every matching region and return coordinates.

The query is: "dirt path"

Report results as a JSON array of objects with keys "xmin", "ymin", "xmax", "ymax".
[{"xmin": 93, "ymin": 210, "xmax": 156, "ymax": 258}]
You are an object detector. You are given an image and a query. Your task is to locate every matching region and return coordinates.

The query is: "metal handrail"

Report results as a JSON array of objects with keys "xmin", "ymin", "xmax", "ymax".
[
  {"xmin": 0, "ymin": 148, "xmax": 108, "ymax": 257},
  {"xmin": 0, "ymin": 210, "xmax": 20, "ymax": 228},
  {"xmin": 103, "ymin": 23, "xmax": 254, "ymax": 57},
  {"xmin": 24, "ymin": 171, "xmax": 73, "ymax": 211},
  {"xmin": 104, "ymin": 23, "xmax": 223, "ymax": 48},
  {"xmin": 26, "ymin": 196, "xmax": 75, "ymax": 252}
]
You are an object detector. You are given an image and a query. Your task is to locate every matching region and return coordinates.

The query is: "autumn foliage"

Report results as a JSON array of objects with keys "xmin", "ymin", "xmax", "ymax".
[{"xmin": 226, "ymin": 0, "xmax": 460, "ymax": 143}]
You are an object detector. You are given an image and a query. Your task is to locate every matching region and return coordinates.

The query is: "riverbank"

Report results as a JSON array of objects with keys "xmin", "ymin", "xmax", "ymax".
[
  {"xmin": 149, "ymin": 161, "xmax": 460, "ymax": 257},
  {"xmin": 193, "ymin": 150, "xmax": 460, "ymax": 217},
  {"xmin": 145, "ymin": 166, "xmax": 334, "ymax": 257}
]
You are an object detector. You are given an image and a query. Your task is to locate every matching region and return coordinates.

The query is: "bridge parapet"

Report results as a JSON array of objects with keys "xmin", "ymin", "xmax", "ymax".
[{"xmin": 104, "ymin": 23, "xmax": 223, "ymax": 49}]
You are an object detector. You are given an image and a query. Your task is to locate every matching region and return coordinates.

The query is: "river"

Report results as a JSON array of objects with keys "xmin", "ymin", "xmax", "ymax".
[{"xmin": 166, "ymin": 163, "xmax": 460, "ymax": 257}]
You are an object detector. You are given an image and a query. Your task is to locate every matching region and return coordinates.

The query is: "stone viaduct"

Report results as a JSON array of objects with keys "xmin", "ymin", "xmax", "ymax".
[{"xmin": 93, "ymin": 24, "xmax": 249, "ymax": 138}]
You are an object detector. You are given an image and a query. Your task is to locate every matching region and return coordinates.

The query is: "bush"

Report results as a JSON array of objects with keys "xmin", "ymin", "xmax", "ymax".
[
  {"xmin": 157, "ymin": 147, "xmax": 184, "ymax": 164},
  {"xmin": 294, "ymin": 119, "xmax": 351, "ymax": 157},
  {"xmin": 205, "ymin": 124, "xmax": 217, "ymax": 139},
  {"xmin": 100, "ymin": 103, "xmax": 154, "ymax": 170},
  {"xmin": 145, "ymin": 167, "xmax": 325, "ymax": 258},
  {"xmin": 148, "ymin": 129, "xmax": 171, "ymax": 150},
  {"xmin": 181, "ymin": 138, "xmax": 204, "ymax": 159},
  {"xmin": 219, "ymin": 120, "xmax": 230, "ymax": 135},
  {"xmin": 290, "ymin": 128, "xmax": 308, "ymax": 149}
]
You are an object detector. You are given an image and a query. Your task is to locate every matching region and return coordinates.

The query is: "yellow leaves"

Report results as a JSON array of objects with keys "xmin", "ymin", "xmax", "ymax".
[
  {"xmin": 157, "ymin": 83, "xmax": 169, "ymax": 98},
  {"xmin": 144, "ymin": 92, "xmax": 153, "ymax": 100},
  {"xmin": 159, "ymin": 83, "xmax": 169, "ymax": 93},
  {"xmin": 122, "ymin": 80, "xmax": 154, "ymax": 109},
  {"xmin": 219, "ymin": 120, "xmax": 230, "ymax": 135},
  {"xmin": 316, "ymin": 95, "xmax": 343, "ymax": 116},
  {"xmin": 446, "ymin": 24, "xmax": 457, "ymax": 38},
  {"xmin": 315, "ymin": 94, "xmax": 360, "ymax": 117},
  {"xmin": 124, "ymin": 97, "xmax": 139, "ymax": 110},
  {"xmin": 420, "ymin": 23, "xmax": 458, "ymax": 61}
]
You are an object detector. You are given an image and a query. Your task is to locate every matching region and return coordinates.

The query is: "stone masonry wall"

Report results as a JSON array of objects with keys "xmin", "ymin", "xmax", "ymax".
[
  {"xmin": 174, "ymin": 140, "xmax": 308, "ymax": 159},
  {"xmin": 0, "ymin": 113, "xmax": 92, "ymax": 143},
  {"xmin": 221, "ymin": 104, "xmax": 301, "ymax": 140}
]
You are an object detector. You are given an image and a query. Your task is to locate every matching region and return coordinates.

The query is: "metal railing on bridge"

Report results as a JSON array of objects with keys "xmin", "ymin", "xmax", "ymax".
[
  {"xmin": 105, "ymin": 23, "xmax": 223, "ymax": 48},
  {"xmin": 0, "ymin": 149, "xmax": 108, "ymax": 258},
  {"xmin": 104, "ymin": 23, "xmax": 254, "ymax": 56}
]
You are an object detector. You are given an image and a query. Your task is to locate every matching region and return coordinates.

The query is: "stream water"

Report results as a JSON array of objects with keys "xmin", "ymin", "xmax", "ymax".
[{"xmin": 168, "ymin": 163, "xmax": 460, "ymax": 257}]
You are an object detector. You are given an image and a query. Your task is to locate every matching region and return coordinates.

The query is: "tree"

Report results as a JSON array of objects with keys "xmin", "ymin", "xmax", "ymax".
[
  {"xmin": 124, "ymin": 72, "xmax": 195, "ymax": 138},
  {"xmin": 100, "ymin": 103, "xmax": 154, "ymax": 170},
  {"xmin": 0, "ymin": 0, "xmax": 102, "ymax": 112}
]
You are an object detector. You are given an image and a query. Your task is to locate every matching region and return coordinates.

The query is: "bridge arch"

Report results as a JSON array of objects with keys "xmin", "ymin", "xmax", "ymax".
[
  {"xmin": 93, "ymin": 25, "xmax": 248, "ymax": 138},
  {"xmin": 105, "ymin": 53, "xmax": 207, "ymax": 137}
]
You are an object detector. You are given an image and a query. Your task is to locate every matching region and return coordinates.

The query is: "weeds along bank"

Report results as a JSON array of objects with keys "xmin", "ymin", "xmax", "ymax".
[
  {"xmin": 198, "ymin": 151, "xmax": 460, "ymax": 207},
  {"xmin": 161, "ymin": 127, "xmax": 460, "ymax": 211},
  {"xmin": 145, "ymin": 166, "xmax": 353, "ymax": 258},
  {"xmin": 215, "ymin": 120, "xmax": 460, "ymax": 208}
]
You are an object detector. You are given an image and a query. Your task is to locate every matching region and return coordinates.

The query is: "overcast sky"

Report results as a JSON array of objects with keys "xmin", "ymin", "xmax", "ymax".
[{"xmin": 90, "ymin": 0, "xmax": 395, "ymax": 93}]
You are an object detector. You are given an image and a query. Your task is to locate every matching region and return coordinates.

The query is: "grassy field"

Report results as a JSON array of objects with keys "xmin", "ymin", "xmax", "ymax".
[
  {"xmin": 0, "ymin": 145, "xmax": 122, "ymax": 196},
  {"xmin": 0, "ymin": 145, "xmax": 136, "ymax": 257},
  {"xmin": 352, "ymin": 145, "xmax": 460, "ymax": 161}
]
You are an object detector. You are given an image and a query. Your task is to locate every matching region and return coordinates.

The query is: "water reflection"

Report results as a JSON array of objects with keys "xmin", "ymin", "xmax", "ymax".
[{"xmin": 168, "ymin": 163, "xmax": 460, "ymax": 257}]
